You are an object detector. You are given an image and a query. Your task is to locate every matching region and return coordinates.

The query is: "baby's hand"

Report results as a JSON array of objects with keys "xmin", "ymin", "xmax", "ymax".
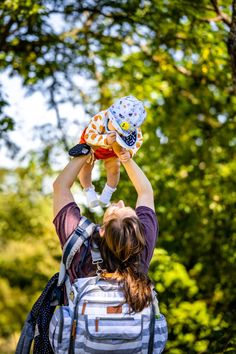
[
  {"xmin": 86, "ymin": 149, "xmax": 95, "ymax": 165},
  {"xmin": 119, "ymin": 149, "xmax": 131, "ymax": 163},
  {"xmin": 106, "ymin": 132, "xmax": 116, "ymax": 145}
]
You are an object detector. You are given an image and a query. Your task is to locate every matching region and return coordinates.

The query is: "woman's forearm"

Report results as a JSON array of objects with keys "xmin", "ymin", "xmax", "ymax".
[
  {"xmin": 122, "ymin": 159, "xmax": 153, "ymax": 196},
  {"xmin": 53, "ymin": 155, "xmax": 91, "ymax": 218},
  {"xmin": 53, "ymin": 155, "xmax": 89, "ymax": 190},
  {"xmin": 122, "ymin": 159, "xmax": 154, "ymax": 209}
]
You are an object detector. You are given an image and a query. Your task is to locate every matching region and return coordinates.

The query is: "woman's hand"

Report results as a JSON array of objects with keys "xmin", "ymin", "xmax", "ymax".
[
  {"xmin": 111, "ymin": 142, "xmax": 131, "ymax": 162},
  {"xmin": 86, "ymin": 149, "xmax": 95, "ymax": 164},
  {"xmin": 119, "ymin": 150, "xmax": 131, "ymax": 163},
  {"xmin": 106, "ymin": 132, "xmax": 116, "ymax": 145}
]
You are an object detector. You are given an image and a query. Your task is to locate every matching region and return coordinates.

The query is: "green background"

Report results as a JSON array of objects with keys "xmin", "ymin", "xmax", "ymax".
[{"xmin": 0, "ymin": 1, "xmax": 235, "ymax": 353}]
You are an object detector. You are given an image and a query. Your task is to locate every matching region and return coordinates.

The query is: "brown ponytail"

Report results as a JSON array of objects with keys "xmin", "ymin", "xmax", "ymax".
[{"xmin": 95, "ymin": 216, "xmax": 153, "ymax": 313}]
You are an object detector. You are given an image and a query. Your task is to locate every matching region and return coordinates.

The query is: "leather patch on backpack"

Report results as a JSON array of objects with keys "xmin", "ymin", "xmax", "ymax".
[{"xmin": 107, "ymin": 305, "xmax": 122, "ymax": 314}]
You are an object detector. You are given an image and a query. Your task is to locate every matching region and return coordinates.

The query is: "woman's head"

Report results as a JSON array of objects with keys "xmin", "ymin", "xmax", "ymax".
[
  {"xmin": 102, "ymin": 200, "xmax": 135, "ymax": 223},
  {"xmin": 100, "ymin": 201, "xmax": 145, "ymax": 271},
  {"xmin": 96, "ymin": 200, "xmax": 152, "ymax": 312}
]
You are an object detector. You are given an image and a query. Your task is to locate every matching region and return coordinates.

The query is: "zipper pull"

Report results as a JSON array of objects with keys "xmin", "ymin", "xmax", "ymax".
[
  {"xmin": 82, "ymin": 300, "xmax": 88, "ymax": 315},
  {"xmin": 71, "ymin": 320, "xmax": 77, "ymax": 338},
  {"xmin": 95, "ymin": 317, "xmax": 99, "ymax": 332}
]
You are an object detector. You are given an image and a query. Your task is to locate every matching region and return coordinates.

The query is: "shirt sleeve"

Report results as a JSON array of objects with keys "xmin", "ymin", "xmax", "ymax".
[
  {"xmin": 84, "ymin": 113, "xmax": 110, "ymax": 148},
  {"xmin": 129, "ymin": 128, "xmax": 143, "ymax": 156},
  {"xmin": 53, "ymin": 202, "xmax": 82, "ymax": 248},
  {"xmin": 136, "ymin": 206, "xmax": 158, "ymax": 273}
]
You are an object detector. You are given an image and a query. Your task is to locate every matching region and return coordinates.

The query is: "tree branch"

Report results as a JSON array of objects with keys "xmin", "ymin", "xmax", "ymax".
[
  {"xmin": 210, "ymin": 0, "xmax": 231, "ymax": 26},
  {"xmin": 49, "ymin": 78, "xmax": 70, "ymax": 151},
  {"xmin": 228, "ymin": 0, "xmax": 236, "ymax": 93},
  {"xmin": 198, "ymin": 15, "xmax": 227, "ymax": 23}
]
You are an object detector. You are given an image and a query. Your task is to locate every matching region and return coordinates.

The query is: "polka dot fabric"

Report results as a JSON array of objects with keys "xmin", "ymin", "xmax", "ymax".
[
  {"xmin": 15, "ymin": 273, "xmax": 61, "ymax": 354},
  {"xmin": 108, "ymin": 95, "xmax": 146, "ymax": 137}
]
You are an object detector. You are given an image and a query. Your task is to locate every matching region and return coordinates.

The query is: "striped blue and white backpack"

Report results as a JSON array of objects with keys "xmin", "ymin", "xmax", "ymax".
[{"xmin": 49, "ymin": 217, "xmax": 168, "ymax": 354}]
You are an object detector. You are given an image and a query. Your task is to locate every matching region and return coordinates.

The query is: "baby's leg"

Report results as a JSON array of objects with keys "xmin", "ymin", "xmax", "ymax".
[
  {"xmin": 100, "ymin": 157, "xmax": 120, "ymax": 206},
  {"xmin": 104, "ymin": 157, "xmax": 121, "ymax": 188},
  {"xmin": 78, "ymin": 160, "xmax": 94, "ymax": 189},
  {"xmin": 79, "ymin": 161, "xmax": 99, "ymax": 208}
]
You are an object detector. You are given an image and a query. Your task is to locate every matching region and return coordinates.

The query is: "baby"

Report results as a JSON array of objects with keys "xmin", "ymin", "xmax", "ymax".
[{"xmin": 78, "ymin": 95, "xmax": 146, "ymax": 208}]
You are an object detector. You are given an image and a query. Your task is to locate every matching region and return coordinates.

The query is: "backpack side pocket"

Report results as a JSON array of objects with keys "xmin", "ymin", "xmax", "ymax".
[
  {"xmin": 49, "ymin": 306, "xmax": 72, "ymax": 353},
  {"xmin": 154, "ymin": 314, "xmax": 168, "ymax": 354}
]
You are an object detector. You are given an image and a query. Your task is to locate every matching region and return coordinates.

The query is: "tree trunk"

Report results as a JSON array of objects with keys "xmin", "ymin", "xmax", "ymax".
[{"xmin": 228, "ymin": 0, "xmax": 236, "ymax": 93}]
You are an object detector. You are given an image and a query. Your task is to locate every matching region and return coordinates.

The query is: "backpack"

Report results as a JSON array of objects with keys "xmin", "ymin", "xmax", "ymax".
[
  {"xmin": 15, "ymin": 216, "xmax": 94, "ymax": 354},
  {"xmin": 49, "ymin": 218, "xmax": 168, "ymax": 354}
]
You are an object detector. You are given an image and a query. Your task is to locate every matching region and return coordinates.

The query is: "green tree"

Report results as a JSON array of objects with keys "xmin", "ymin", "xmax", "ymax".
[
  {"xmin": 0, "ymin": 163, "xmax": 60, "ymax": 352},
  {"xmin": 0, "ymin": 1, "xmax": 236, "ymax": 353}
]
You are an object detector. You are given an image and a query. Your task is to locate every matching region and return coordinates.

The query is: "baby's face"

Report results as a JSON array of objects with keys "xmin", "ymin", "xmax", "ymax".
[{"xmin": 107, "ymin": 119, "xmax": 116, "ymax": 131}]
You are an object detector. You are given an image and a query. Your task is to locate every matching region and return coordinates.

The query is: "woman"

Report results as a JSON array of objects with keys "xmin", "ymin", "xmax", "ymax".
[{"xmin": 52, "ymin": 142, "xmax": 167, "ymax": 352}]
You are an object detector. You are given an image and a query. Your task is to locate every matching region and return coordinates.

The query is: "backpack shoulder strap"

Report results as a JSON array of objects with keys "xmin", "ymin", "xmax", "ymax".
[{"xmin": 58, "ymin": 216, "xmax": 101, "ymax": 285}]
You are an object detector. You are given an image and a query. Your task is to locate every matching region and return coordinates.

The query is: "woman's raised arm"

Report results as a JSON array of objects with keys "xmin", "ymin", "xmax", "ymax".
[
  {"xmin": 53, "ymin": 154, "xmax": 91, "ymax": 218},
  {"xmin": 112, "ymin": 142, "xmax": 154, "ymax": 210}
]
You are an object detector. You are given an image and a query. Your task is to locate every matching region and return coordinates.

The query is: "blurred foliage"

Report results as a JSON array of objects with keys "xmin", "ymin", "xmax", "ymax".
[
  {"xmin": 0, "ymin": 164, "xmax": 60, "ymax": 352},
  {"xmin": 0, "ymin": 0, "xmax": 236, "ymax": 353}
]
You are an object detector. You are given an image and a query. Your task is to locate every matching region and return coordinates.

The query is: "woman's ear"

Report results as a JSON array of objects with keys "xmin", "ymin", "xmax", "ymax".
[{"xmin": 99, "ymin": 227, "xmax": 105, "ymax": 237}]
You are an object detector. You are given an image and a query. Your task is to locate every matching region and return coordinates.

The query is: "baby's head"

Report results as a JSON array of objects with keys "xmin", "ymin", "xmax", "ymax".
[{"xmin": 107, "ymin": 96, "xmax": 146, "ymax": 149}]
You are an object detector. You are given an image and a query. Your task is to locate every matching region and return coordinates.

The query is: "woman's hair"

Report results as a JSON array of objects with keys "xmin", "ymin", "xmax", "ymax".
[{"xmin": 93, "ymin": 215, "xmax": 152, "ymax": 313}]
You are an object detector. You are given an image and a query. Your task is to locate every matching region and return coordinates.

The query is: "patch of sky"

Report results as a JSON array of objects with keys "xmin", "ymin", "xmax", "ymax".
[
  {"xmin": 5, "ymin": 55, "xmax": 13, "ymax": 63},
  {"xmin": 120, "ymin": 22, "xmax": 132, "ymax": 32},
  {"xmin": 23, "ymin": 34, "xmax": 40, "ymax": 41},
  {"xmin": 41, "ymin": 45, "xmax": 49, "ymax": 54},
  {"xmin": 72, "ymin": 74, "xmax": 96, "ymax": 91},
  {"xmin": 103, "ymin": 24, "xmax": 121, "ymax": 37},
  {"xmin": 42, "ymin": 50, "xmax": 55, "ymax": 61},
  {"xmin": 2, "ymin": 14, "xmax": 10, "ymax": 26},
  {"xmin": 108, "ymin": 82, "xmax": 122, "ymax": 93},
  {"xmin": 107, "ymin": 58, "xmax": 123, "ymax": 68},
  {"xmin": 94, "ymin": 56, "xmax": 103, "ymax": 66},
  {"xmin": 195, "ymin": 137, "xmax": 203, "ymax": 146},
  {"xmin": 208, "ymin": 84, "xmax": 217, "ymax": 92},
  {"xmin": 46, "ymin": 13, "xmax": 66, "ymax": 35},
  {"xmin": 6, "ymin": 34, "xmax": 18, "ymax": 43},
  {"xmin": 102, "ymin": 4, "xmax": 122, "ymax": 14},
  {"xmin": 0, "ymin": 71, "xmax": 88, "ymax": 169},
  {"xmin": 133, "ymin": 33, "xmax": 147, "ymax": 47},
  {"xmin": 64, "ymin": 36, "xmax": 77, "ymax": 45},
  {"xmin": 156, "ymin": 128, "xmax": 168, "ymax": 144},
  {"xmin": 169, "ymin": 49, "xmax": 184, "ymax": 61},
  {"xmin": 180, "ymin": 16, "xmax": 188, "ymax": 25},
  {"xmin": 159, "ymin": 44, "xmax": 167, "ymax": 50},
  {"xmin": 157, "ymin": 96, "xmax": 165, "ymax": 105},
  {"xmin": 210, "ymin": 21, "xmax": 219, "ymax": 32},
  {"xmin": 151, "ymin": 91, "xmax": 165, "ymax": 105},
  {"xmin": 89, "ymin": 41, "xmax": 100, "ymax": 53},
  {"xmin": 136, "ymin": 25, "xmax": 152, "ymax": 37},
  {"xmin": 217, "ymin": 114, "xmax": 227, "ymax": 123},
  {"xmin": 143, "ymin": 100, "xmax": 151, "ymax": 108},
  {"xmin": 28, "ymin": 71, "xmax": 36, "ymax": 78},
  {"xmin": 122, "ymin": 43, "xmax": 140, "ymax": 55},
  {"xmin": 85, "ymin": 0, "xmax": 98, "ymax": 6},
  {"xmin": 191, "ymin": 53, "xmax": 200, "ymax": 63},
  {"xmin": 208, "ymin": 85, "xmax": 220, "ymax": 98},
  {"xmin": 141, "ymin": 0, "xmax": 151, "ymax": 7}
]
